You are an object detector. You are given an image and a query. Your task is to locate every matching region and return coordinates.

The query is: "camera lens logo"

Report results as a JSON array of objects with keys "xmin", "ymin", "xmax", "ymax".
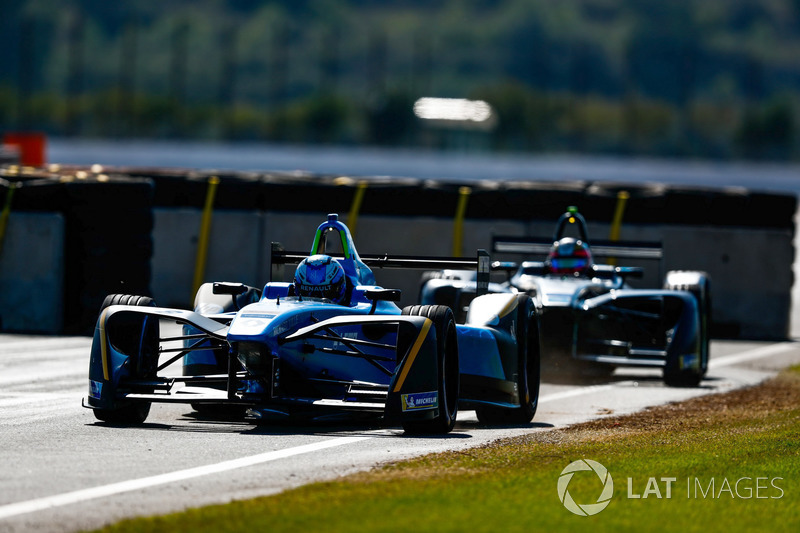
[{"xmin": 557, "ymin": 459, "xmax": 614, "ymax": 516}]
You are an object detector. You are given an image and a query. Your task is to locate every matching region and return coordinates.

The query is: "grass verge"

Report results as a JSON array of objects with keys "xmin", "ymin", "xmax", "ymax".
[{"xmin": 91, "ymin": 367, "xmax": 800, "ymax": 533}]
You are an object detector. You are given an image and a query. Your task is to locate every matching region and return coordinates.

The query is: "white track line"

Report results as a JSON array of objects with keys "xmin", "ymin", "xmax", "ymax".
[
  {"xmin": 0, "ymin": 436, "xmax": 372, "ymax": 520},
  {"xmin": 1, "ymin": 341, "xmax": 795, "ymax": 521},
  {"xmin": 538, "ymin": 383, "xmax": 620, "ymax": 403},
  {"xmin": 708, "ymin": 341, "xmax": 797, "ymax": 368}
]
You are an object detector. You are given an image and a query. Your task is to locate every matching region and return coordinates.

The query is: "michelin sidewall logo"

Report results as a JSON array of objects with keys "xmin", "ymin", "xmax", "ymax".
[
  {"xmin": 558, "ymin": 459, "xmax": 614, "ymax": 516},
  {"xmin": 401, "ymin": 391, "xmax": 438, "ymax": 411}
]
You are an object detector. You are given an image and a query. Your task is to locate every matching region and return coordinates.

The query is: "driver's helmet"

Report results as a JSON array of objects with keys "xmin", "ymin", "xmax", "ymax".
[
  {"xmin": 547, "ymin": 237, "xmax": 593, "ymax": 276},
  {"xmin": 294, "ymin": 254, "xmax": 348, "ymax": 303}
]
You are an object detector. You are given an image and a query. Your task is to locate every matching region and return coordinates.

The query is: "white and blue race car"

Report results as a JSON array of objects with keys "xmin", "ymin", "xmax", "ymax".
[
  {"xmin": 420, "ymin": 207, "xmax": 711, "ymax": 387},
  {"xmin": 84, "ymin": 214, "xmax": 540, "ymax": 434}
]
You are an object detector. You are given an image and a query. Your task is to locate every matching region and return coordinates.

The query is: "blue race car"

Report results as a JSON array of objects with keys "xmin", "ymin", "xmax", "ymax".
[{"xmin": 84, "ymin": 214, "xmax": 540, "ymax": 434}]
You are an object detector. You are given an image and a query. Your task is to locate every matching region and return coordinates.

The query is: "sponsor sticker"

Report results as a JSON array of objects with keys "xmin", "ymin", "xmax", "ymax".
[
  {"xmin": 401, "ymin": 391, "xmax": 438, "ymax": 411},
  {"xmin": 89, "ymin": 380, "xmax": 103, "ymax": 399}
]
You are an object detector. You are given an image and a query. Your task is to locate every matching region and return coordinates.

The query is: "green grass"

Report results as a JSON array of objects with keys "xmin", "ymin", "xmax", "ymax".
[{"xmin": 90, "ymin": 368, "xmax": 800, "ymax": 533}]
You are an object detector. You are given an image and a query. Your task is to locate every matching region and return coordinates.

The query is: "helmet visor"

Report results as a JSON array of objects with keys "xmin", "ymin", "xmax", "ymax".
[{"xmin": 550, "ymin": 257, "xmax": 588, "ymax": 271}]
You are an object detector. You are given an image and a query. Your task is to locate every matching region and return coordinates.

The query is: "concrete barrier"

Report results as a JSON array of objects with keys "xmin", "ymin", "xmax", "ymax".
[
  {"xmin": 0, "ymin": 213, "xmax": 64, "ymax": 333},
  {"xmin": 147, "ymin": 210, "xmax": 795, "ymax": 340},
  {"xmin": 152, "ymin": 208, "xmax": 265, "ymax": 309}
]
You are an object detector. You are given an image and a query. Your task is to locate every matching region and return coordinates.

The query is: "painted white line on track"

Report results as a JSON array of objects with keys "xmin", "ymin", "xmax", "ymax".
[
  {"xmin": 0, "ymin": 436, "xmax": 372, "ymax": 520},
  {"xmin": 537, "ymin": 383, "xmax": 622, "ymax": 404},
  {"xmin": 708, "ymin": 341, "xmax": 798, "ymax": 369}
]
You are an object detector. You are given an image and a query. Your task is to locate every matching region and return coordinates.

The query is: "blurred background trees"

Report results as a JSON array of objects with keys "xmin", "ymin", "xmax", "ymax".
[{"xmin": 0, "ymin": 0, "xmax": 798, "ymax": 160}]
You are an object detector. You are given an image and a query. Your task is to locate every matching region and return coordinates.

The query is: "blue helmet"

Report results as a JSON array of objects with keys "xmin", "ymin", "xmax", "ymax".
[{"xmin": 294, "ymin": 254, "xmax": 347, "ymax": 304}]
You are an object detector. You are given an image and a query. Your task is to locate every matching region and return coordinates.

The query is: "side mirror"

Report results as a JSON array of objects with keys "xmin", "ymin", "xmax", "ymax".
[
  {"xmin": 491, "ymin": 261, "xmax": 519, "ymax": 272},
  {"xmin": 213, "ymin": 282, "xmax": 248, "ymax": 295},
  {"xmin": 365, "ymin": 288, "xmax": 401, "ymax": 302},
  {"xmin": 617, "ymin": 267, "xmax": 644, "ymax": 279},
  {"xmin": 365, "ymin": 288, "xmax": 401, "ymax": 314}
]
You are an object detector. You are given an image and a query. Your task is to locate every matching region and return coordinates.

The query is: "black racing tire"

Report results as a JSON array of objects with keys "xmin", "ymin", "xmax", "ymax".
[
  {"xmin": 92, "ymin": 294, "xmax": 156, "ymax": 424},
  {"xmin": 100, "ymin": 293, "xmax": 156, "ymax": 310},
  {"xmin": 664, "ymin": 271, "xmax": 711, "ymax": 387},
  {"xmin": 476, "ymin": 295, "xmax": 540, "ymax": 424},
  {"xmin": 399, "ymin": 305, "xmax": 459, "ymax": 434}
]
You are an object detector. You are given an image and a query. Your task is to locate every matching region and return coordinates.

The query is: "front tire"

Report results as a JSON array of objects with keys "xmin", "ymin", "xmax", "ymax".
[
  {"xmin": 400, "ymin": 305, "xmax": 459, "ymax": 434},
  {"xmin": 92, "ymin": 294, "xmax": 156, "ymax": 424},
  {"xmin": 664, "ymin": 271, "xmax": 711, "ymax": 387}
]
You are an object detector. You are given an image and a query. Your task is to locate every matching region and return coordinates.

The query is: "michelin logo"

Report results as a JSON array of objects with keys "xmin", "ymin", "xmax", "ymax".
[{"xmin": 401, "ymin": 391, "xmax": 439, "ymax": 411}]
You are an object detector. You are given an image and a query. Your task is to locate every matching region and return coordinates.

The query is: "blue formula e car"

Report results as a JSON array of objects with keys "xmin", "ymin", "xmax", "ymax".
[
  {"xmin": 420, "ymin": 207, "xmax": 711, "ymax": 387},
  {"xmin": 84, "ymin": 214, "xmax": 540, "ymax": 434}
]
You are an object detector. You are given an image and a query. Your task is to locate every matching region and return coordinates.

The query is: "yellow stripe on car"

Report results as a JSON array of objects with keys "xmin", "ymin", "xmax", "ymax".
[
  {"xmin": 496, "ymin": 294, "xmax": 519, "ymax": 319},
  {"xmin": 99, "ymin": 308, "xmax": 110, "ymax": 381},
  {"xmin": 393, "ymin": 318, "xmax": 432, "ymax": 392}
]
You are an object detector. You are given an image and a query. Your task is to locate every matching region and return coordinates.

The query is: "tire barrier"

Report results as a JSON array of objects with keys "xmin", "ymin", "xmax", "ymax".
[
  {"xmin": 0, "ymin": 180, "xmax": 18, "ymax": 257},
  {"xmin": 1, "ymin": 172, "xmax": 154, "ymax": 334},
  {"xmin": 467, "ymin": 180, "xmax": 589, "ymax": 221},
  {"xmin": 61, "ymin": 177, "xmax": 154, "ymax": 334},
  {"xmin": 38, "ymin": 166, "xmax": 794, "ymax": 231}
]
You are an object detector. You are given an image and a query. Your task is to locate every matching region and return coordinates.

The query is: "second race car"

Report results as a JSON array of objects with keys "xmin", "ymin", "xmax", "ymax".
[{"xmin": 420, "ymin": 206, "xmax": 711, "ymax": 387}]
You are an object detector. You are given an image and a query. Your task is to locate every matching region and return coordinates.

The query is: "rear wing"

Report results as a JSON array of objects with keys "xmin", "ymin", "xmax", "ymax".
[
  {"xmin": 271, "ymin": 243, "xmax": 491, "ymax": 297},
  {"xmin": 492, "ymin": 236, "xmax": 664, "ymax": 282},
  {"xmin": 492, "ymin": 236, "xmax": 663, "ymax": 262}
]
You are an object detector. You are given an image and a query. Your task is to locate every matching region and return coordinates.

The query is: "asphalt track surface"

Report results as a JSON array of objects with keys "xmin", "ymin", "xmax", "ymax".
[{"xmin": 1, "ymin": 334, "xmax": 799, "ymax": 533}]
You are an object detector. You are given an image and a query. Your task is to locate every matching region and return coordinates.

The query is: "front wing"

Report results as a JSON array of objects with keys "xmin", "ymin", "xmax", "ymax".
[
  {"xmin": 573, "ymin": 289, "xmax": 700, "ymax": 368},
  {"xmin": 84, "ymin": 305, "xmax": 446, "ymax": 425}
]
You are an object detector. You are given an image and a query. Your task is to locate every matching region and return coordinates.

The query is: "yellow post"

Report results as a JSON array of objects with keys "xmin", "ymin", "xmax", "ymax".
[
  {"xmin": 452, "ymin": 186, "xmax": 471, "ymax": 257},
  {"xmin": 347, "ymin": 180, "xmax": 369, "ymax": 237},
  {"xmin": 0, "ymin": 182, "xmax": 19, "ymax": 259},
  {"xmin": 191, "ymin": 176, "xmax": 220, "ymax": 301},
  {"xmin": 607, "ymin": 190, "xmax": 630, "ymax": 266}
]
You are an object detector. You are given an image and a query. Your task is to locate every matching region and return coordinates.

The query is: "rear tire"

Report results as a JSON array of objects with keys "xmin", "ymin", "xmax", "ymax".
[
  {"xmin": 476, "ymin": 295, "xmax": 540, "ymax": 424},
  {"xmin": 400, "ymin": 305, "xmax": 459, "ymax": 434}
]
